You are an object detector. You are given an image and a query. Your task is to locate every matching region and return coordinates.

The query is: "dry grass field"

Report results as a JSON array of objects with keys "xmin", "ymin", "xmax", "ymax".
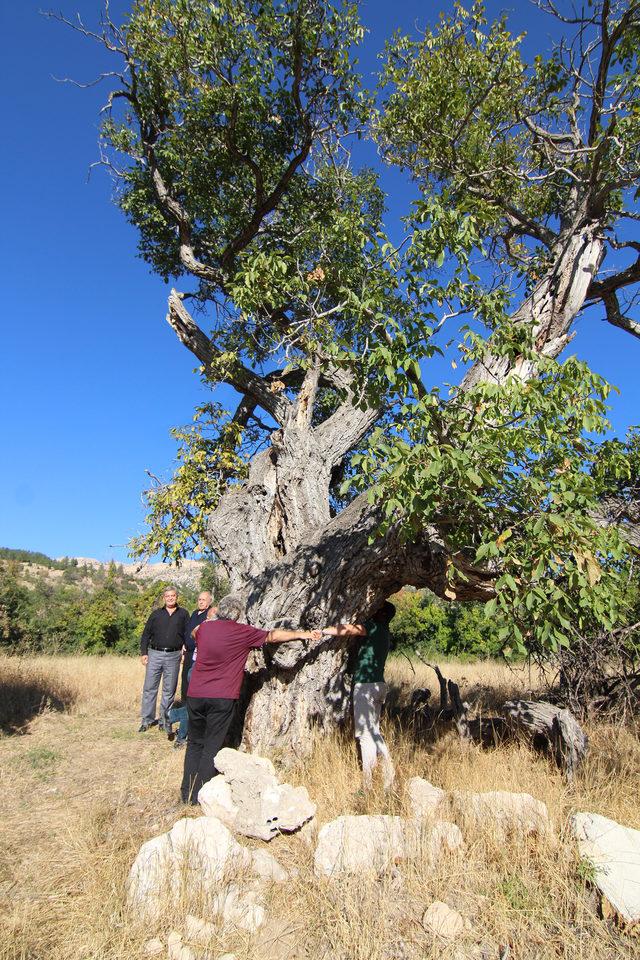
[{"xmin": 0, "ymin": 654, "xmax": 638, "ymax": 960}]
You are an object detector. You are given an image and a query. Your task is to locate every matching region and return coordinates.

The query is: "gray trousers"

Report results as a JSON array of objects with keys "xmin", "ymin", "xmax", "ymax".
[{"xmin": 140, "ymin": 649, "xmax": 182, "ymax": 726}]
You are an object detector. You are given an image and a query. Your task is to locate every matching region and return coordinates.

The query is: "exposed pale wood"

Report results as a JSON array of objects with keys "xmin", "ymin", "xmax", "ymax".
[{"xmin": 502, "ymin": 699, "xmax": 589, "ymax": 781}]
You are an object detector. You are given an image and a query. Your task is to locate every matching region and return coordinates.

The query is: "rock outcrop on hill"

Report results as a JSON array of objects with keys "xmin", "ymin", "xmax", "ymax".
[{"xmin": 61, "ymin": 557, "xmax": 205, "ymax": 591}]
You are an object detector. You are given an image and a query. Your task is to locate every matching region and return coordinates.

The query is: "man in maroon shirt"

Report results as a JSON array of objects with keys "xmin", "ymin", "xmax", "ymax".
[{"xmin": 180, "ymin": 596, "xmax": 321, "ymax": 804}]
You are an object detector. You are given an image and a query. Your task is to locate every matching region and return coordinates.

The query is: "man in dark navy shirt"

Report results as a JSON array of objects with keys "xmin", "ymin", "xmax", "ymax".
[
  {"xmin": 139, "ymin": 586, "xmax": 189, "ymax": 732},
  {"xmin": 181, "ymin": 590, "xmax": 213, "ymax": 700}
]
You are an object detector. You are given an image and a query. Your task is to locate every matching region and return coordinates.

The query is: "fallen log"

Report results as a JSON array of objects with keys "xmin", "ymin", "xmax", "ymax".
[
  {"xmin": 407, "ymin": 662, "xmax": 588, "ymax": 778},
  {"xmin": 502, "ymin": 699, "xmax": 589, "ymax": 781}
]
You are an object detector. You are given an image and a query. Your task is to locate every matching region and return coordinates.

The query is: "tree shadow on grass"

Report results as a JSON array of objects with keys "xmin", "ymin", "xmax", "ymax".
[
  {"xmin": 385, "ymin": 677, "xmax": 538, "ymax": 751},
  {"xmin": 0, "ymin": 670, "xmax": 77, "ymax": 735}
]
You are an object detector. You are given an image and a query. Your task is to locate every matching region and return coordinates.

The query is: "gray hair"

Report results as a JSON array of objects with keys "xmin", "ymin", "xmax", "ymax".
[{"xmin": 217, "ymin": 595, "xmax": 244, "ymax": 622}]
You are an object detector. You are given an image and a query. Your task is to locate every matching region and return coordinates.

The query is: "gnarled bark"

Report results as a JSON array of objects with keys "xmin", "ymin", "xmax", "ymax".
[{"xmin": 221, "ymin": 494, "xmax": 494, "ymax": 755}]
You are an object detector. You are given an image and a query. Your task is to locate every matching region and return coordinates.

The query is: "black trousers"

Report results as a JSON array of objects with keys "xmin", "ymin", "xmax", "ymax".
[
  {"xmin": 180, "ymin": 696, "xmax": 236, "ymax": 803},
  {"xmin": 180, "ymin": 650, "xmax": 194, "ymax": 700}
]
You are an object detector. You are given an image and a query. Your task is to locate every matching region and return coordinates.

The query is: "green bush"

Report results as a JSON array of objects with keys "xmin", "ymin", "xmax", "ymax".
[{"xmin": 390, "ymin": 589, "xmax": 504, "ymax": 661}]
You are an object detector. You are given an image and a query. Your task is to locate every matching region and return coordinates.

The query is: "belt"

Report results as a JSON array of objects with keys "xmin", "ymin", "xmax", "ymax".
[{"xmin": 148, "ymin": 645, "xmax": 181, "ymax": 653}]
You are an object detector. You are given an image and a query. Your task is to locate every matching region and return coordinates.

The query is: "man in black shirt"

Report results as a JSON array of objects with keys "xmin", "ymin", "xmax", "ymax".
[
  {"xmin": 139, "ymin": 586, "xmax": 189, "ymax": 732},
  {"xmin": 181, "ymin": 590, "xmax": 213, "ymax": 700}
]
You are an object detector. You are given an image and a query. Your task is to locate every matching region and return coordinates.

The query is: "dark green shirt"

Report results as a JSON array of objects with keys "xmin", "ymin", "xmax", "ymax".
[{"xmin": 353, "ymin": 619, "xmax": 391, "ymax": 684}]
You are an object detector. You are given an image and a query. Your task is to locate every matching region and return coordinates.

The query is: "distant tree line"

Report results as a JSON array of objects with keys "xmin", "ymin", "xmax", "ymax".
[
  {"xmin": 0, "ymin": 553, "xmax": 228, "ymax": 655},
  {"xmin": 0, "ymin": 547, "xmax": 75, "ymax": 570}
]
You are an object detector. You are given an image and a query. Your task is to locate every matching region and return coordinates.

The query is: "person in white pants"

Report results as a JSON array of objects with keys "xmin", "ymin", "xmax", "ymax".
[{"xmin": 324, "ymin": 602, "xmax": 396, "ymax": 789}]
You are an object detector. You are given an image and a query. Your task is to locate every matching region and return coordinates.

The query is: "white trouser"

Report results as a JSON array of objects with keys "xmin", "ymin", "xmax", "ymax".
[{"xmin": 352, "ymin": 681, "xmax": 395, "ymax": 789}]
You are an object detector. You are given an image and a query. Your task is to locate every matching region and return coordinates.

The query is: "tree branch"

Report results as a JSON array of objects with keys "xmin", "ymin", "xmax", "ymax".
[
  {"xmin": 166, "ymin": 290, "xmax": 292, "ymax": 424},
  {"xmin": 218, "ymin": 136, "xmax": 314, "ymax": 270},
  {"xmin": 587, "ymin": 255, "xmax": 640, "ymax": 303},
  {"xmin": 601, "ymin": 291, "xmax": 640, "ymax": 340},
  {"xmin": 148, "ymin": 160, "xmax": 224, "ymax": 286}
]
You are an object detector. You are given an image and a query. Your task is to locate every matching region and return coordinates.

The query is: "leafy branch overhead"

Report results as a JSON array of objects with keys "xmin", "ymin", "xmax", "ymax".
[{"xmin": 58, "ymin": 0, "xmax": 640, "ymax": 658}]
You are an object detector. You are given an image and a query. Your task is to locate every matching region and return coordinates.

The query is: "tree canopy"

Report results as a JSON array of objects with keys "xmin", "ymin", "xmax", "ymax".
[{"xmin": 57, "ymin": 0, "xmax": 640, "ymax": 665}]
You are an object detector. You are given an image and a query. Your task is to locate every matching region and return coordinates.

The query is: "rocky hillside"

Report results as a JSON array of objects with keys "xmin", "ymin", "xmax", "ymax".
[{"xmin": 59, "ymin": 556, "xmax": 206, "ymax": 592}]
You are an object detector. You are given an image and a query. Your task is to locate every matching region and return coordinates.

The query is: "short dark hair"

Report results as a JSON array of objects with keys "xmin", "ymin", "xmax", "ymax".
[{"xmin": 373, "ymin": 601, "xmax": 396, "ymax": 624}]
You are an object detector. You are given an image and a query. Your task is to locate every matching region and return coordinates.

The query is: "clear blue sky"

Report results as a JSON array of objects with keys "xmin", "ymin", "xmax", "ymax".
[{"xmin": 1, "ymin": 1, "xmax": 638, "ymax": 563}]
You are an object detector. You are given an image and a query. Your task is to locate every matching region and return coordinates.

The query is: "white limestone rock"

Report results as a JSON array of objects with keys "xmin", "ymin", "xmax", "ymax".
[
  {"xmin": 167, "ymin": 931, "xmax": 183, "ymax": 960},
  {"xmin": 127, "ymin": 816, "xmax": 286, "ymax": 918},
  {"xmin": 450, "ymin": 790, "xmax": 549, "ymax": 838},
  {"xmin": 313, "ymin": 815, "xmax": 463, "ymax": 878},
  {"xmin": 250, "ymin": 847, "xmax": 289, "ymax": 883},
  {"xmin": 143, "ymin": 939, "xmax": 164, "ymax": 956},
  {"xmin": 407, "ymin": 778, "xmax": 446, "ymax": 819},
  {"xmin": 422, "ymin": 901, "xmax": 465, "ymax": 940},
  {"xmin": 429, "ymin": 820, "xmax": 465, "ymax": 859},
  {"xmin": 184, "ymin": 914, "xmax": 216, "ymax": 943},
  {"xmin": 199, "ymin": 748, "xmax": 316, "ymax": 841},
  {"xmin": 198, "ymin": 778, "xmax": 237, "ymax": 828},
  {"xmin": 211, "ymin": 883, "xmax": 266, "ymax": 932},
  {"xmin": 169, "ymin": 816, "xmax": 252, "ymax": 884},
  {"xmin": 572, "ymin": 812, "xmax": 640, "ymax": 925},
  {"xmin": 127, "ymin": 833, "xmax": 175, "ymax": 916}
]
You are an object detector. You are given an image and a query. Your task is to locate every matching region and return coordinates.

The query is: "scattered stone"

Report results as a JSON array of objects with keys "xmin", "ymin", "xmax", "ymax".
[
  {"xmin": 296, "ymin": 816, "xmax": 318, "ymax": 848},
  {"xmin": 127, "ymin": 817, "xmax": 287, "ymax": 918},
  {"xmin": 406, "ymin": 778, "xmax": 446, "ymax": 820},
  {"xmin": 450, "ymin": 790, "xmax": 549, "ymax": 838},
  {"xmin": 167, "ymin": 931, "xmax": 183, "ymax": 960},
  {"xmin": 422, "ymin": 901, "xmax": 465, "ymax": 940},
  {"xmin": 212, "ymin": 883, "xmax": 266, "ymax": 932},
  {"xmin": 143, "ymin": 939, "xmax": 164, "ymax": 956},
  {"xmin": 313, "ymin": 815, "xmax": 463, "ymax": 878},
  {"xmin": 127, "ymin": 833, "xmax": 174, "ymax": 913},
  {"xmin": 184, "ymin": 914, "xmax": 216, "ymax": 943},
  {"xmin": 429, "ymin": 820, "xmax": 465, "ymax": 859},
  {"xmin": 199, "ymin": 748, "xmax": 316, "ymax": 842},
  {"xmin": 572, "ymin": 812, "xmax": 640, "ymax": 925},
  {"xmin": 250, "ymin": 847, "xmax": 289, "ymax": 883}
]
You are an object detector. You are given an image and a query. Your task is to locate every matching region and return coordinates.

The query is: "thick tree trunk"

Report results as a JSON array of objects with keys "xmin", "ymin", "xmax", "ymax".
[
  {"xmin": 221, "ymin": 496, "xmax": 494, "ymax": 756},
  {"xmin": 208, "ymin": 426, "xmax": 333, "ymax": 588}
]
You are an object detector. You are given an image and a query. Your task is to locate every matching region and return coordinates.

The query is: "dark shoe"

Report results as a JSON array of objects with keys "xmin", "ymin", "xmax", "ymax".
[
  {"xmin": 173, "ymin": 739, "xmax": 186, "ymax": 749},
  {"xmin": 167, "ymin": 730, "xmax": 176, "ymax": 742},
  {"xmin": 138, "ymin": 723, "xmax": 150, "ymax": 733}
]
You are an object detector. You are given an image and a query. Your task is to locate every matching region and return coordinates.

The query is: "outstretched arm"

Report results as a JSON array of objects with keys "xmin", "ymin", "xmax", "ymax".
[
  {"xmin": 266, "ymin": 628, "xmax": 322, "ymax": 644},
  {"xmin": 323, "ymin": 624, "xmax": 367, "ymax": 637}
]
